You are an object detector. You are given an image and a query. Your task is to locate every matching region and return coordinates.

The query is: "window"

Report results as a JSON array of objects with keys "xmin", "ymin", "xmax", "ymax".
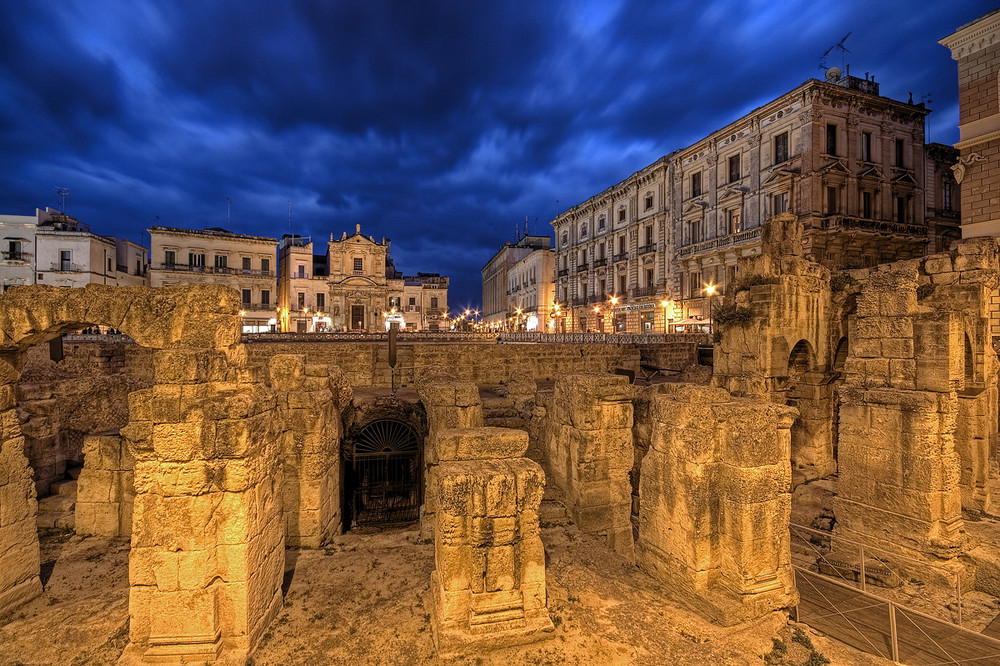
[
  {"xmin": 60, "ymin": 250, "xmax": 71, "ymax": 271},
  {"xmin": 261, "ymin": 258, "xmax": 270, "ymax": 273},
  {"xmin": 242, "ymin": 257, "xmax": 251, "ymax": 271},
  {"xmin": 241, "ymin": 289, "xmax": 251, "ymax": 305},
  {"xmin": 645, "ymin": 267, "xmax": 654, "ymax": 288},
  {"xmin": 580, "ymin": 223, "xmax": 587, "ymax": 238},
  {"xmin": 297, "ymin": 292, "xmax": 305, "ymax": 308},
  {"xmin": 772, "ymin": 192, "xmax": 788, "ymax": 215},
  {"xmin": 895, "ymin": 138, "xmax": 905, "ymax": 167},
  {"xmin": 727, "ymin": 207, "xmax": 742, "ymax": 234},
  {"xmin": 826, "ymin": 123, "xmax": 837, "ymax": 155},
  {"xmin": 862, "ymin": 131, "xmax": 873, "ymax": 162},
  {"xmin": 389, "ymin": 296, "xmax": 400, "ymax": 309},
  {"xmin": 692, "ymin": 219, "xmax": 702, "ymax": 243},
  {"xmin": 598, "ymin": 216, "xmax": 606, "ymax": 230},
  {"xmin": 618, "ymin": 207, "xmax": 626, "ymax": 222},
  {"xmin": 617, "ymin": 236, "xmax": 625, "ymax": 254},
  {"xmin": 107, "ymin": 257, "xmax": 113, "ymax": 272},
  {"xmin": 561, "ymin": 231, "xmax": 568, "ymax": 246},
  {"xmin": 645, "ymin": 193, "xmax": 654, "ymax": 210},
  {"xmin": 862, "ymin": 191, "xmax": 873, "ymax": 218},
  {"xmin": 297, "ymin": 264, "xmax": 306, "ymax": 278},
  {"xmin": 353, "ymin": 257, "xmax": 363, "ymax": 272},
  {"xmin": 164, "ymin": 250, "xmax": 176, "ymax": 266},
  {"xmin": 618, "ymin": 275, "xmax": 626, "ymax": 294},
  {"xmin": 315, "ymin": 293, "xmax": 324, "ymax": 309},
  {"xmin": 598, "ymin": 243, "xmax": 605, "ymax": 260},
  {"xmin": 728, "ymin": 154, "xmax": 741, "ymax": 183},
  {"xmin": 430, "ymin": 297, "xmax": 438, "ymax": 309},
  {"xmin": 773, "ymin": 132, "xmax": 788, "ymax": 164},
  {"xmin": 262, "ymin": 290, "xmax": 270, "ymax": 306},
  {"xmin": 691, "ymin": 172, "xmax": 702, "ymax": 197},
  {"xmin": 214, "ymin": 255, "xmax": 228, "ymax": 269},
  {"xmin": 408, "ymin": 297, "xmax": 416, "ymax": 306},
  {"xmin": 189, "ymin": 252, "xmax": 205, "ymax": 268},
  {"xmin": 896, "ymin": 195, "xmax": 907, "ymax": 223},
  {"xmin": 135, "ymin": 259, "xmax": 141, "ymax": 275},
  {"xmin": 943, "ymin": 181, "xmax": 954, "ymax": 211},
  {"xmin": 826, "ymin": 186, "xmax": 839, "ymax": 214},
  {"xmin": 644, "ymin": 226, "xmax": 653, "ymax": 245}
]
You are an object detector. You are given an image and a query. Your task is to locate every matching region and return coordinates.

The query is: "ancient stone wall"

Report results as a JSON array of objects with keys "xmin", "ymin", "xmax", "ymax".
[
  {"xmin": 429, "ymin": 426, "xmax": 552, "ymax": 653},
  {"xmin": 247, "ymin": 341, "xmax": 640, "ymax": 387},
  {"xmin": 539, "ymin": 374, "xmax": 634, "ymax": 559},
  {"xmin": 637, "ymin": 383, "xmax": 798, "ymax": 625},
  {"xmin": 75, "ymin": 434, "xmax": 134, "ymax": 537}
]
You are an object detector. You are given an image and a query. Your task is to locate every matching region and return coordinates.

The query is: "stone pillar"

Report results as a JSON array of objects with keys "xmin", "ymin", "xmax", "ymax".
[
  {"xmin": 0, "ymin": 379, "xmax": 42, "ymax": 617},
  {"xmin": 268, "ymin": 355, "xmax": 350, "ymax": 547},
  {"xmin": 75, "ymin": 434, "xmax": 135, "ymax": 537},
  {"xmin": 417, "ymin": 379, "xmax": 483, "ymax": 537},
  {"xmin": 429, "ymin": 427, "xmax": 552, "ymax": 654},
  {"xmin": 543, "ymin": 374, "xmax": 634, "ymax": 559},
  {"xmin": 638, "ymin": 384, "xmax": 797, "ymax": 625},
  {"xmin": 122, "ymin": 349, "xmax": 285, "ymax": 664},
  {"xmin": 956, "ymin": 391, "xmax": 993, "ymax": 514}
]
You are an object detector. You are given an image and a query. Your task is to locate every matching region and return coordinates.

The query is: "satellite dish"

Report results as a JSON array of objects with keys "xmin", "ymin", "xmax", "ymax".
[{"xmin": 825, "ymin": 66, "xmax": 842, "ymax": 82}]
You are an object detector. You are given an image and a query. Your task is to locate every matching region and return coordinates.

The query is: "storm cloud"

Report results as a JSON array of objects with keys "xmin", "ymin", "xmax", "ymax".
[{"xmin": 0, "ymin": 1, "xmax": 990, "ymax": 307}]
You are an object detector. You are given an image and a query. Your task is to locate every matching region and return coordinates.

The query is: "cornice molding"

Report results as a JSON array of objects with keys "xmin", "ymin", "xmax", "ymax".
[{"xmin": 940, "ymin": 10, "xmax": 1000, "ymax": 60}]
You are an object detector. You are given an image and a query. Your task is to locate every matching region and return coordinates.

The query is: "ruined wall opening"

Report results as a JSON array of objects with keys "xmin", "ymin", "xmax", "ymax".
[{"xmin": 342, "ymin": 418, "xmax": 423, "ymax": 529}]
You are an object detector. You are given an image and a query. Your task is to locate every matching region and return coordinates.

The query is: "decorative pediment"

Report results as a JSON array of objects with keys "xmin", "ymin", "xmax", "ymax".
[
  {"xmin": 818, "ymin": 157, "xmax": 850, "ymax": 175},
  {"xmin": 718, "ymin": 186, "xmax": 747, "ymax": 203},
  {"xmin": 683, "ymin": 200, "xmax": 708, "ymax": 216},
  {"xmin": 763, "ymin": 165, "xmax": 800, "ymax": 186},
  {"xmin": 856, "ymin": 163, "xmax": 885, "ymax": 180},
  {"xmin": 892, "ymin": 169, "xmax": 919, "ymax": 185}
]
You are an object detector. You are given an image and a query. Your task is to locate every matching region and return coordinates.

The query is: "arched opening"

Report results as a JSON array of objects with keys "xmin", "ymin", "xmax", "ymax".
[{"xmin": 342, "ymin": 418, "xmax": 422, "ymax": 529}]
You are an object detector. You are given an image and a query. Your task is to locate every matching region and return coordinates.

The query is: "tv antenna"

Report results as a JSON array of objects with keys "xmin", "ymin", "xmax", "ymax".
[
  {"xmin": 225, "ymin": 196, "xmax": 231, "ymax": 226},
  {"xmin": 820, "ymin": 32, "xmax": 852, "ymax": 73},
  {"xmin": 55, "ymin": 186, "xmax": 70, "ymax": 212}
]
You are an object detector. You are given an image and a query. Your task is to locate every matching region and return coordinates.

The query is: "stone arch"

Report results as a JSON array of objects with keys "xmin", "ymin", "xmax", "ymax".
[
  {"xmin": 832, "ymin": 336, "xmax": 849, "ymax": 372},
  {"xmin": 0, "ymin": 284, "xmax": 290, "ymax": 664},
  {"xmin": 787, "ymin": 339, "xmax": 815, "ymax": 380}
]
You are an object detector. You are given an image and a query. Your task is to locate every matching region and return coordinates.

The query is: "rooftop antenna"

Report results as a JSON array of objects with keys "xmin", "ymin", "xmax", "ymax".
[
  {"xmin": 55, "ymin": 186, "xmax": 70, "ymax": 212},
  {"xmin": 819, "ymin": 32, "xmax": 852, "ymax": 80},
  {"xmin": 225, "ymin": 197, "xmax": 232, "ymax": 227},
  {"xmin": 287, "ymin": 200, "xmax": 292, "ymax": 233}
]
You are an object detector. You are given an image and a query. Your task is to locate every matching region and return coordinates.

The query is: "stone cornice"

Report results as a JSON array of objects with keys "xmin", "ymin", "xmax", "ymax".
[{"xmin": 940, "ymin": 9, "xmax": 1000, "ymax": 60}]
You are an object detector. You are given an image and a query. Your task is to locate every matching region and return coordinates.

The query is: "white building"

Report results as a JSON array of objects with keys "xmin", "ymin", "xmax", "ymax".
[
  {"xmin": 0, "ymin": 212, "xmax": 38, "ymax": 290},
  {"xmin": 507, "ymin": 248, "xmax": 554, "ymax": 331}
]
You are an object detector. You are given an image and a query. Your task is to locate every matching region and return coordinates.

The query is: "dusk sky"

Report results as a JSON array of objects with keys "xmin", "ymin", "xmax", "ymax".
[{"xmin": 0, "ymin": 1, "xmax": 994, "ymax": 308}]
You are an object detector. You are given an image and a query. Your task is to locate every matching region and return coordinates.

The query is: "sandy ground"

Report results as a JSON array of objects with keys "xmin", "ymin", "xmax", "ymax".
[{"xmin": 0, "ymin": 526, "xmax": 884, "ymax": 666}]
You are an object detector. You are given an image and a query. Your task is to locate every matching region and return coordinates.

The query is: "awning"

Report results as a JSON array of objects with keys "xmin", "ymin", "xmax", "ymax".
[{"xmin": 671, "ymin": 318, "xmax": 708, "ymax": 326}]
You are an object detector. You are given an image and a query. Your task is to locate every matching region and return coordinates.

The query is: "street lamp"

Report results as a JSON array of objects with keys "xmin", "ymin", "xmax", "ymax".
[
  {"xmin": 704, "ymin": 284, "xmax": 716, "ymax": 334},
  {"xmin": 660, "ymin": 299, "xmax": 674, "ymax": 334}
]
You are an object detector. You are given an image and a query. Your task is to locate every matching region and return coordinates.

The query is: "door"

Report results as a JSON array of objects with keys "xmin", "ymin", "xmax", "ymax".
[
  {"xmin": 344, "ymin": 420, "xmax": 421, "ymax": 528},
  {"xmin": 351, "ymin": 305, "xmax": 365, "ymax": 330}
]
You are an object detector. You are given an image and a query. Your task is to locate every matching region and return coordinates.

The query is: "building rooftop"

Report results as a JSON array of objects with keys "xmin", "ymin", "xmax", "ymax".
[{"xmin": 149, "ymin": 225, "xmax": 277, "ymax": 243}]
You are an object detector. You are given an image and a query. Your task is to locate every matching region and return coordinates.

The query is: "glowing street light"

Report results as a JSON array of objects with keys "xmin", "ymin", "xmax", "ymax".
[
  {"xmin": 609, "ymin": 295, "xmax": 619, "ymax": 306},
  {"xmin": 660, "ymin": 299, "xmax": 674, "ymax": 333},
  {"xmin": 704, "ymin": 283, "xmax": 717, "ymax": 333}
]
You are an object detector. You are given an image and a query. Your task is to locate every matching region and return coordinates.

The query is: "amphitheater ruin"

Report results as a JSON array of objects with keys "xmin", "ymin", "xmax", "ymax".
[{"xmin": 0, "ymin": 211, "xmax": 997, "ymax": 664}]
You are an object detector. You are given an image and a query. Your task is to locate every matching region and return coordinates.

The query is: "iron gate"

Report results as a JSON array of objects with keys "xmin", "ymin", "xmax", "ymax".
[{"xmin": 345, "ymin": 419, "xmax": 421, "ymax": 527}]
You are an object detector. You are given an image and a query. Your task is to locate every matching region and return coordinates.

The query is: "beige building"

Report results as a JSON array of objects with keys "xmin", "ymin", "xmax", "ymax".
[
  {"xmin": 552, "ymin": 73, "xmax": 961, "ymax": 333},
  {"xmin": 481, "ymin": 235, "xmax": 551, "ymax": 325},
  {"xmin": 507, "ymin": 247, "xmax": 554, "ymax": 331},
  {"xmin": 278, "ymin": 225, "xmax": 448, "ymax": 332},
  {"xmin": 148, "ymin": 226, "xmax": 277, "ymax": 332},
  {"xmin": 940, "ymin": 10, "xmax": 1000, "ymax": 239}
]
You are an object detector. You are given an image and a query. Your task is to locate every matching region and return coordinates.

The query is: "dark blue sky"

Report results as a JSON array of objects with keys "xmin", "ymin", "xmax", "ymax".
[{"xmin": 0, "ymin": 1, "xmax": 993, "ymax": 308}]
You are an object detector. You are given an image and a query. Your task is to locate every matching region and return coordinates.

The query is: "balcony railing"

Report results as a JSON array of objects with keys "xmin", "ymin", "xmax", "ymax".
[
  {"xmin": 557, "ymin": 268, "xmax": 569, "ymax": 277},
  {"xmin": 50, "ymin": 262, "xmax": 84, "ymax": 272},
  {"xmin": 240, "ymin": 303, "xmax": 274, "ymax": 312},
  {"xmin": 157, "ymin": 263, "xmax": 275, "ymax": 277},
  {"xmin": 592, "ymin": 258, "xmax": 607, "ymax": 268},
  {"xmin": 677, "ymin": 227, "xmax": 762, "ymax": 258},
  {"xmin": 570, "ymin": 297, "xmax": 589, "ymax": 306},
  {"xmin": 576, "ymin": 264, "xmax": 589, "ymax": 273},
  {"xmin": 631, "ymin": 286, "xmax": 656, "ymax": 298},
  {"xmin": 612, "ymin": 252, "xmax": 628, "ymax": 263},
  {"xmin": 638, "ymin": 243, "xmax": 657, "ymax": 255},
  {"xmin": 588, "ymin": 294, "xmax": 608, "ymax": 304},
  {"xmin": 814, "ymin": 215, "xmax": 927, "ymax": 237},
  {"xmin": 2, "ymin": 251, "xmax": 29, "ymax": 262}
]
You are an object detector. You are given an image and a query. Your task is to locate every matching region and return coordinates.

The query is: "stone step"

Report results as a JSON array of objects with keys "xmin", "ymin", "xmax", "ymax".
[
  {"xmin": 67, "ymin": 466, "xmax": 82, "ymax": 480},
  {"xmin": 539, "ymin": 499, "xmax": 570, "ymax": 526},
  {"xmin": 38, "ymin": 493, "xmax": 75, "ymax": 514},
  {"xmin": 37, "ymin": 510, "xmax": 75, "ymax": 530},
  {"xmin": 52, "ymin": 479, "xmax": 78, "ymax": 497}
]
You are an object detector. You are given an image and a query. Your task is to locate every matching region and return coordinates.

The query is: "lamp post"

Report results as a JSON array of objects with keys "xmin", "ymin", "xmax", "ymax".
[
  {"xmin": 704, "ymin": 284, "xmax": 716, "ymax": 334},
  {"xmin": 660, "ymin": 300, "xmax": 673, "ymax": 334}
]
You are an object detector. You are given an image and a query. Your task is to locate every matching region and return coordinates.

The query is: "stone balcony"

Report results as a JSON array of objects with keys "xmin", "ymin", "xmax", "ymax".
[{"xmin": 676, "ymin": 227, "xmax": 761, "ymax": 258}]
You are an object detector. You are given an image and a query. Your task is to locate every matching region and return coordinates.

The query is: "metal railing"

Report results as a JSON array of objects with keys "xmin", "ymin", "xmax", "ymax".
[
  {"xmin": 244, "ymin": 331, "xmax": 496, "ymax": 343},
  {"xmin": 592, "ymin": 258, "xmax": 607, "ymax": 268},
  {"xmin": 677, "ymin": 227, "xmax": 761, "ymax": 257},
  {"xmin": 557, "ymin": 268, "xmax": 569, "ymax": 277},
  {"xmin": 157, "ymin": 263, "xmax": 274, "ymax": 277},
  {"xmin": 49, "ymin": 262, "xmax": 84, "ymax": 272},
  {"xmin": 498, "ymin": 331, "xmax": 709, "ymax": 344},
  {"xmin": 612, "ymin": 252, "xmax": 628, "ymax": 263},
  {"xmin": 576, "ymin": 264, "xmax": 589, "ymax": 273},
  {"xmin": 638, "ymin": 243, "xmax": 657, "ymax": 255},
  {"xmin": 790, "ymin": 522, "xmax": 1000, "ymax": 664},
  {"xmin": 2, "ymin": 251, "xmax": 29, "ymax": 261},
  {"xmin": 631, "ymin": 286, "xmax": 656, "ymax": 297}
]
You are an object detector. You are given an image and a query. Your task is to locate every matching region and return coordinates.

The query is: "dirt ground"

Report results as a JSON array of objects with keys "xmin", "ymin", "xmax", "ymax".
[{"xmin": 0, "ymin": 526, "xmax": 884, "ymax": 665}]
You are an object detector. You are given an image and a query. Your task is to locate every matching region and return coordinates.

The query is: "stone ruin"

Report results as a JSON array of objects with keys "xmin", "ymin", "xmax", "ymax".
[{"xmin": 3, "ymin": 224, "xmax": 999, "ymax": 663}]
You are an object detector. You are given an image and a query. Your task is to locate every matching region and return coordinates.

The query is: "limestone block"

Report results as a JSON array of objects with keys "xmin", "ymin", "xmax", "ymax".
[{"xmin": 436, "ymin": 427, "xmax": 529, "ymax": 461}]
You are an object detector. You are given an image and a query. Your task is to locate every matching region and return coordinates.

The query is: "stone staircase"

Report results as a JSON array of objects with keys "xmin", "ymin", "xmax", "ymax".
[{"xmin": 36, "ymin": 468, "xmax": 80, "ymax": 530}]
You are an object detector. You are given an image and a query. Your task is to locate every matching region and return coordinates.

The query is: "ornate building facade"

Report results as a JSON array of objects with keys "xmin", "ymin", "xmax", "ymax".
[{"xmin": 551, "ymin": 74, "xmax": 961, "ymax": 333}]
